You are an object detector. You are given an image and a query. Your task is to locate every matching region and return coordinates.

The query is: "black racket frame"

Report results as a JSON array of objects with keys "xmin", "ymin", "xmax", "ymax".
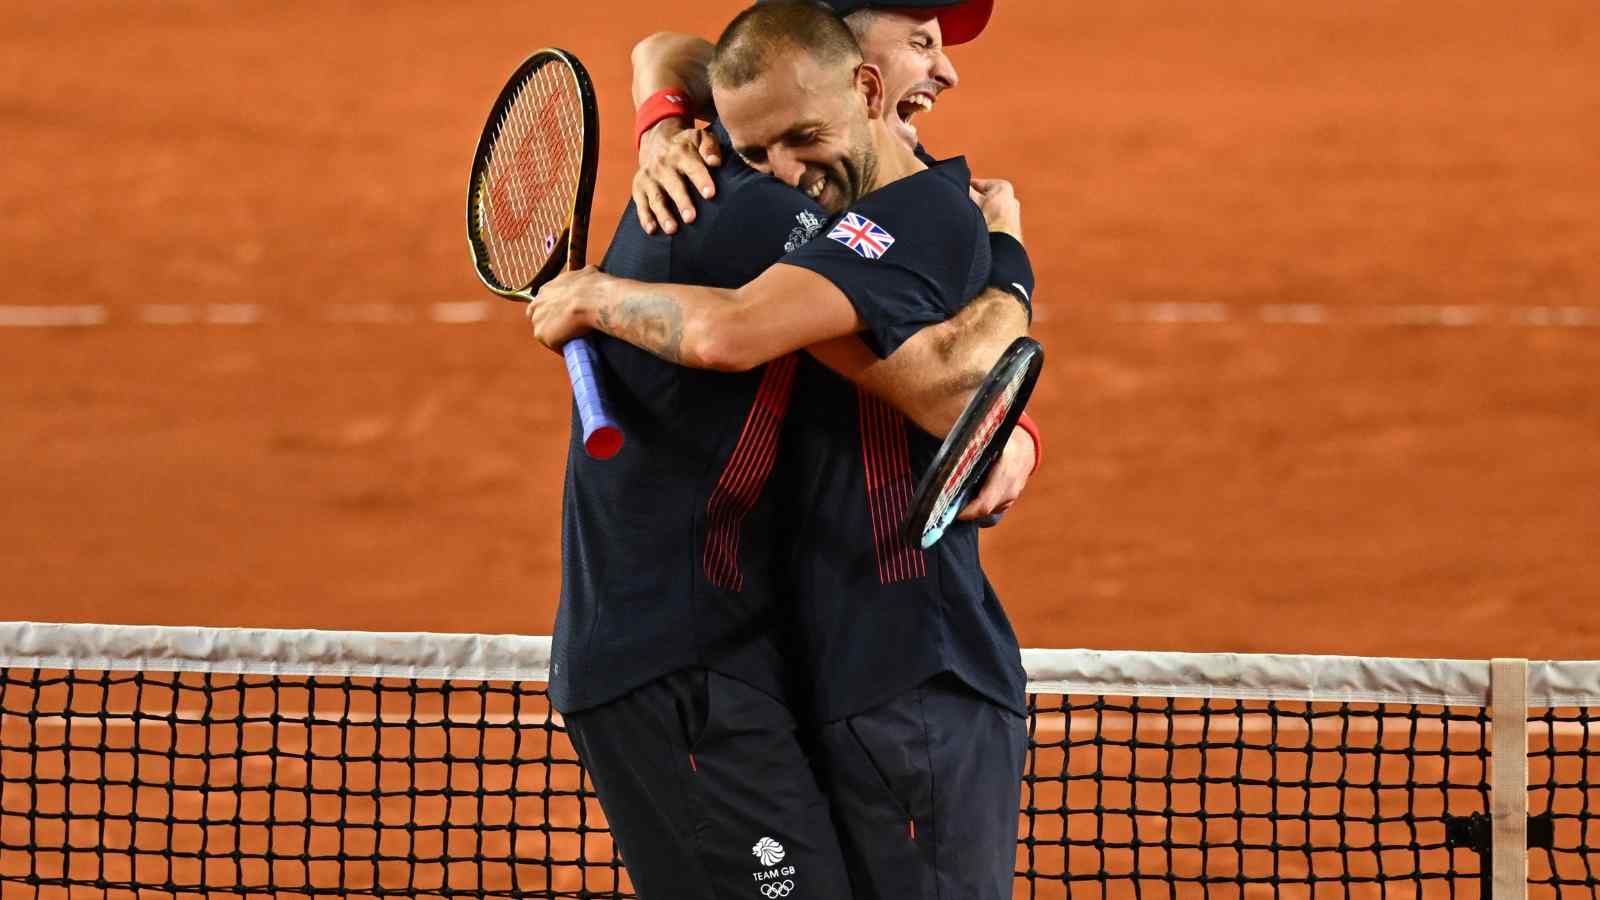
[
  {"xmin": 901, "ymin": 336, "xmax": 1045, "ymax": 548},
  {"xmin": 466, "ymin": 48, "xmax": 600, "ymax": 298}
]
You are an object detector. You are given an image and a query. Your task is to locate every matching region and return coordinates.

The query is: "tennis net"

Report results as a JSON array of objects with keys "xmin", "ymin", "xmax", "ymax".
[{"xmin": 1, "ymin": 622, "xmax": 1596, "ymax": 899}]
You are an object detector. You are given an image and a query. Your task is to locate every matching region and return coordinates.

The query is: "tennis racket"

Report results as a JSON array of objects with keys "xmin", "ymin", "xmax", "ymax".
[
  {"xmin": 467, "ymin": 48, "xmax": 623, "ymax": 459},
  {"xmin": 902, "ymin": 336, "xmax": 1044, "ymax": 549}
]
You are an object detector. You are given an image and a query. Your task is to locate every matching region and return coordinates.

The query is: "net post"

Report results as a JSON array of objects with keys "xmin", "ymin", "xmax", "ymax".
[{"xmin": 1490, "ymin": 657, "xmax": 1529, "ymax": 900}]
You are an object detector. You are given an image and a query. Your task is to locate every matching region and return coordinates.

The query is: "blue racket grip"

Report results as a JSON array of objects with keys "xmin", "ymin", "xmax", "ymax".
[
  {"xmin": 562, "ymin": 338, "xmax": 624, "ymax": 459},
  {"xmin": 977, "ymin": 512, "xmax": 1005, "ymax": 528}
]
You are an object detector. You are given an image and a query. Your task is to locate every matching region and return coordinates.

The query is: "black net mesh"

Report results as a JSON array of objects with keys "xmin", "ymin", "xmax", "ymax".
[
  {"xmin": 1018, "ymin": 692, "xmax": 1497, "ymax": 900},
  {"xmin": 1528, "ymin": 705, "xmax": 1600, "ymax": 898},
  {"xmin": 0, "ymin": 668, "xmax": 626, "ymax": 898},
  {"xmin": 2, "ymin": 642, "xmax": 1597, "ymax": 899}
]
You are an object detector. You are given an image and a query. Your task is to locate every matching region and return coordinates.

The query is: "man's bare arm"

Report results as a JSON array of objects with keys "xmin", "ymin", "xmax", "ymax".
[
  {"xmin": 806, "ymin": 287, "xmax": 1029, "ymax": 438},
  {"xmin": 527, "ymin": 263, "xmax": 863, "ymax": 372},
  {"xmin": 631, "ymin": 32, "xmax": 721, "ymax": 233},
  {"xmin": 528, "ymin": 261, "xmax": 1039, "ymax": 519},
  {"xmin": 631, "ymin": 32, "xmax": 713, "ymax": 112},
  {"xmin": 533, "ymin": 271, "xmax": 1026, "ymax": 424}
]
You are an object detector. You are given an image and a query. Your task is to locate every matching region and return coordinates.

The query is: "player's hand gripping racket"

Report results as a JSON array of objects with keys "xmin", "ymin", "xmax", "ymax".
[
  {"xmin": 903, "ymin": 337, "xmax": 1044, "ymax": 549},
  {"xmin": 467, "ymin": 48, "xmax": 622, "ymax": 459}
]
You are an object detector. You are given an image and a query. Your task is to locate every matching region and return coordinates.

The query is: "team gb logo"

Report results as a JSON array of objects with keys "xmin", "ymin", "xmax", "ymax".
[{"xmin": 752, "ymin": 837, "xmax": 786, "ymax": 867}]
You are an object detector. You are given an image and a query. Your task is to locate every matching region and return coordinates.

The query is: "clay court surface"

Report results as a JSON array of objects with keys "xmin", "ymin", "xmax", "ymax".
[{"xmin": 2, "ymin": 1, "xmax": 1598, "ymax": 658}]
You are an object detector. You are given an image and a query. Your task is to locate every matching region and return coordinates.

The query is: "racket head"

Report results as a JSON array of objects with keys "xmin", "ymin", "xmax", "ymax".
[
  {"xmin": 902, "ymin": 336, "xmax": 1044, "ymax": 549},
  {"xmin": 467, "ymin": 48, "xmax": 599, "ymax": 300}
]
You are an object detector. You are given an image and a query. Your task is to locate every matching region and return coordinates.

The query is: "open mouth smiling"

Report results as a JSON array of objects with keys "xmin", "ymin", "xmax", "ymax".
[{"xmin": 896, "ymin": 91, "xmax": 936, "ymax": 124}]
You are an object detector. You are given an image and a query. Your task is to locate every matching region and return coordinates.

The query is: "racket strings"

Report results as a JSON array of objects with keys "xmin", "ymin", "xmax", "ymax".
[
  {"xmin": 484, "ymin": 71, "xmax": 559, "ymax": 284},
  {"xmin": 485, "ymin": 72, "xmax": 550, "ymax": 275},
  {"xmin": 498, "ymin": 79, "xmax": 558, "ymax": 280},
  {"xmin": 477, "ymin": 61, "xmax": 584, "ymax": 290},
  {"xmin": 481, "ymin": 104, "xmax": 530, "ymax": 282},
  {"xmin": 544, "ymin": 63, "xmax": 588, "ymax": 263}
]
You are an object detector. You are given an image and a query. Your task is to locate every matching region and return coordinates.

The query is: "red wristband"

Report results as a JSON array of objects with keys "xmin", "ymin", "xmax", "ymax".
[
  {"xmin": 1016, "ymin": 413, "xmax": 1042, "ymax": 475},
  {"xmin": 635, "ymin": 88, "xmax": 694, "ymax": 149}
]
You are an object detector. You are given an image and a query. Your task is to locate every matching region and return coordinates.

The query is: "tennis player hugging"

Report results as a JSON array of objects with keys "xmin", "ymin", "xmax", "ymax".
[{"xmin": 527, "ymin": 1, "xmax": 1044, "ymax": 897}]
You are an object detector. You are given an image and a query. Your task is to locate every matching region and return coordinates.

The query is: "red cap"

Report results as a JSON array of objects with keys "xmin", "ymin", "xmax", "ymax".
[
  {"xmin": 926, "ymin": 0, "xmax": 993, "ymax": 45},
  {"xmin": 822, "ymin": 0, "xmax": 994, "ymax": 46}
]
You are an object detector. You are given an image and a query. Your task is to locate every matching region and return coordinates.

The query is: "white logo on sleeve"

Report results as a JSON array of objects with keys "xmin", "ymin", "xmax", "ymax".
[
  {"xmin": 1011, "ymin": 282, "xmax": 1031, "ymax": 302},
  {"xmin": 752, "ymin": 837, "xmax": 786, "ymax": 867},
  {"xmin": 784, "ymin": 210, "xmax": 824, "ymax": 253}
]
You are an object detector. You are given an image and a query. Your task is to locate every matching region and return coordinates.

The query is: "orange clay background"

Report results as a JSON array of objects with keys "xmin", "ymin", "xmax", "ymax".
[{"xmin": 1, "ymin": 1, "xmax": 1597, "ymax": 659}]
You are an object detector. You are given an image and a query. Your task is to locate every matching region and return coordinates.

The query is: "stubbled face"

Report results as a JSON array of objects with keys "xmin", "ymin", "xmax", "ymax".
[
  {"xmin": 852, "ymin": 11, "xmax": 960, "ymax": 149},
  {"xmin": 717, "ymin": 52, "xmax": 879, "ymax": 215}
]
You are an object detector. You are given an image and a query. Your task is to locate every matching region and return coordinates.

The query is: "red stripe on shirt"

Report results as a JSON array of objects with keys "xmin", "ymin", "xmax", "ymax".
[
  {"xmin": 702, "ymin": 355, "xmax": 799, "ymax": 591},
  {"xmin": 857, "ymin": 390, "xmax": 926, "ymax": 584}
]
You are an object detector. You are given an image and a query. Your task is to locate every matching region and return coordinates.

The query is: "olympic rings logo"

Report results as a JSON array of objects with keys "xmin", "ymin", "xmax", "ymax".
[{"xmin": 760, "ymin": 880, "xmax": 795, "ymax": 898}]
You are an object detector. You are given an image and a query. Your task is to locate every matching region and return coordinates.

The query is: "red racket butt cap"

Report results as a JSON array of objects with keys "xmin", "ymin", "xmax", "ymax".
[{"xmin": 584, "ymin": 426, "xmax": 624, "ymax": 460}]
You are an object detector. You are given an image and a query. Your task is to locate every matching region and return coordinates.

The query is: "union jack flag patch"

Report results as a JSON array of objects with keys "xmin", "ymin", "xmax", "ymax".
[{"xmin": 827, "ymin": 212, "xmax": 896, "ymax": 259}]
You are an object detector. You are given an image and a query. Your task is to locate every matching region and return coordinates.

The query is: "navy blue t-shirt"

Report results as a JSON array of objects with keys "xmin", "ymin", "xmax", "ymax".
[
  {"xmin": 776, "ymin": 157, "xmax": 1028, "ymax": 722},
  {"xmin": 549, "ymin": 123, "xmax": 830, "ymax": 714}
]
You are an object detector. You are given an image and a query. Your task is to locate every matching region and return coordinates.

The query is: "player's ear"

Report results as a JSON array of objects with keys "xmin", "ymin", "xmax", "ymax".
[{"xmin": 854, "ymin": 63, "xmax": 886, "ymax": 119}]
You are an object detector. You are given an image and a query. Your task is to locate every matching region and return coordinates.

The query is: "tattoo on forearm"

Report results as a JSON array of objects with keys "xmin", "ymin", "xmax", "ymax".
[{"xmin": 597, "ymin": 293, "xmax": 687, "ymax": 364}]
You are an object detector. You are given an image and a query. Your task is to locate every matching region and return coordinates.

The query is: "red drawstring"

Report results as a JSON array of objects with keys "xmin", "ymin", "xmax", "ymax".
[
  {"xmin": 908, "ymin": 819, "xmax": 916, "ymax": 840},
  {"xmin": 688, "ymin": 753, "xmax": 698, "ymax": 772}
]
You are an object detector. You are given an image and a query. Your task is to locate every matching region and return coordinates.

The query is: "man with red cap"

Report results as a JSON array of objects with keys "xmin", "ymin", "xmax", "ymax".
[{"xmin": 533, "ymin": 3, "xmax": 1034, "ymax": 898}]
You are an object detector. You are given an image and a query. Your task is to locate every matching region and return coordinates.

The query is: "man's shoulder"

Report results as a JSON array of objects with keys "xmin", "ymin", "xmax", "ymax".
[
  {"xmin": 871, "ymin": 155, "xmax": 972, "ymax": 200},
  {"xmin": 824, "ymin": 157, "xmax": 980, "ymax": 268},
  {"xmin": 599, "ymin": 132, "xmax": 819, "ymax": 286},
  {"xmin": 849, "ymin": 157, "xmax": 978, "ymax": 230},
  {"xmin": 675, "ymin": 136, "xmax": 829, "ymax": 273},
  {"xmin": 700, "ymin": 159, "xmax": 821, "ymax": 229}
]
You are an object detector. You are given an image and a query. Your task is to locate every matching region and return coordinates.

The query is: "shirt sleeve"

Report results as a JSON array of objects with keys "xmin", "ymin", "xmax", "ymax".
[
  {"xmin": 673, "ymin": 177, "xmax": 830, "ymax": 288},
  {"xmin": 778, "ymin": 176, "xmax": 981, "ymax": 358}
]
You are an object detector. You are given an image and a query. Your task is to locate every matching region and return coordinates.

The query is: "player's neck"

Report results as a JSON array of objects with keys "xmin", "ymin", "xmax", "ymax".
[{"xmin": 866, "ymin": 122, "xmax": 928, "ymax": 192}]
